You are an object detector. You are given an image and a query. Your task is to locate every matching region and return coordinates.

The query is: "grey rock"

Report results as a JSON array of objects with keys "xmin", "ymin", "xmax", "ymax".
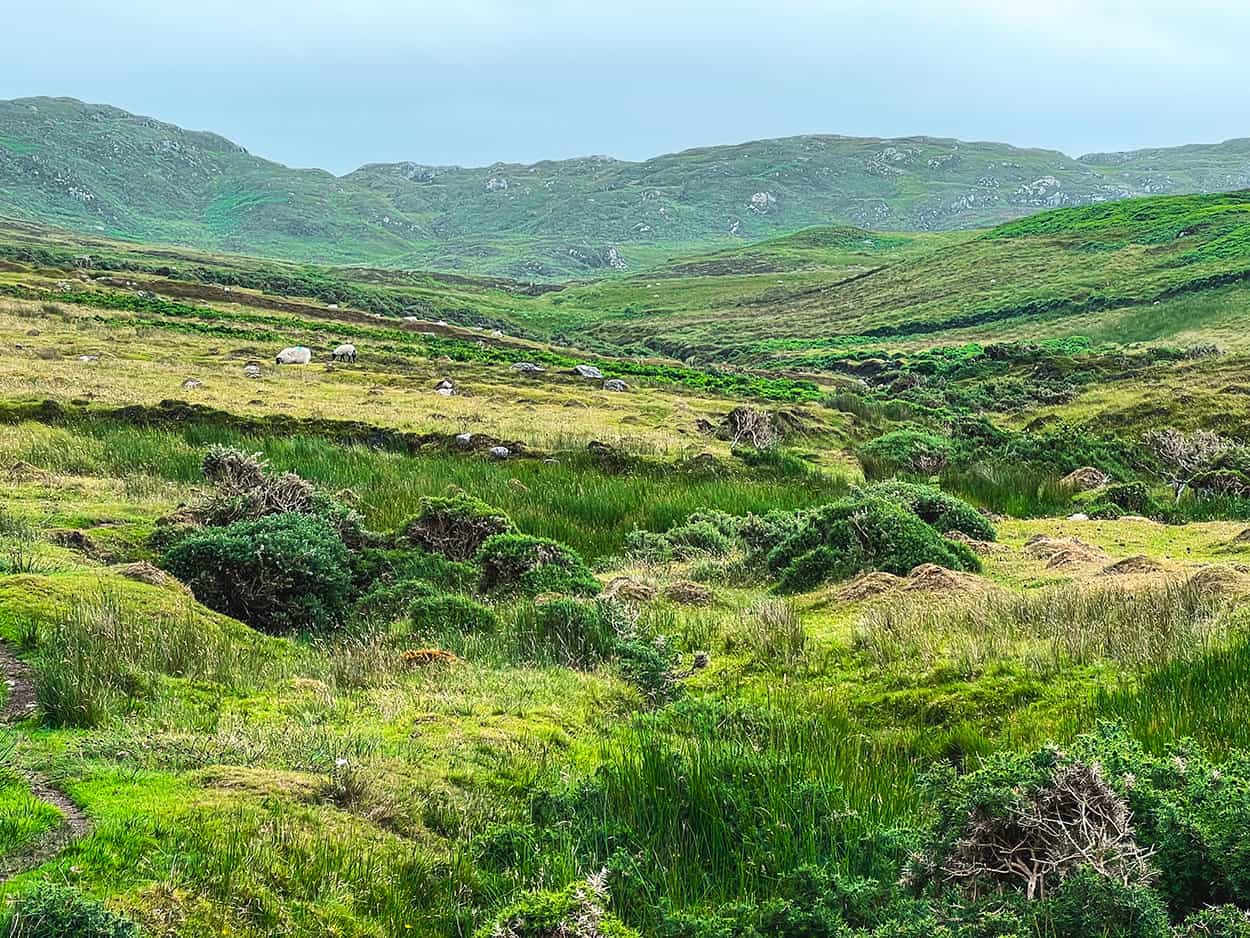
[
  {"xmin": 489, "ymin": 446, "xmax": 510, "ymax": 460},
  {"xmin": 574, "ymin": 364, "xmax": 604, "ymax": 380},
  {"xmin": 603, "ymin": 379, "xmax": 628, "ymax": 392}
]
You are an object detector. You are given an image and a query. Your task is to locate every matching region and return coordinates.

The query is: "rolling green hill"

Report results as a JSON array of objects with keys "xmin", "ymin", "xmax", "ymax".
[
  {"xmin": 526, "ymin": 191, "xmax": 1250, "ymax": 361},
  {"xmin": 3, "ymin": 96, "xmax": 1250, "ymax": 278}
]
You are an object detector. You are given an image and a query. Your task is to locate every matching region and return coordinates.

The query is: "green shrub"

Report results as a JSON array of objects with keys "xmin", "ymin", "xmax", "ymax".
[
  {"xmin": 1077, "ymin": 481, "xmax": 1161, "ymax": 519},
  {"xmin": 859, "ymin": 428, "xmax": 953, "ymax": 478},
  {"xmin": 513, "ymin": 598, "xmax": 617, "ymax": 667},
  {"xmin": 161, "ymin": 512, "xmax": 352, "ymax": 633},
  {"xmin": 402, "ymin": 493, "xmax": 513, "ymax": 560},
  {"xmin": 477, "ymin": 534, "xmax": 600, "ymax": 597},
  {"xmin": 768, "ymin": 496, "xmax": 979, "ymax": 593},
  {"xmin": 350, "ymin": 547, "xmax": 478, "ymax": 595},
  {"xmin": 352, "ymin": 577, "xmax": 438, "ymax": 624},
  {"xmin": 8, "ymin": 883, "xmax": 140, "ymax": 938},
  {"xmin": 625, "ymin": 529, "xmax": 676, "ymax": 563},
  {"xmin": 615, "ymin": 633, "xmax": 681, "ymax": 704},
  {"xmin": 409, "ymin": 593, "xmax": 499, "ymax": 636},
  {"xmin": 866, "ymin": 481, "xmax": 997, "ymax": 541},
  {"xmin": 1177, "ymin": 906, "xmax": 1250, "ymax": 937},
  {"xmin": 1030, "ymin": 868, "xmax": 1170, "ymax": 938},
  {"xmin": 475, "ymin": 875, "xmax": 640, "ymax": 938}
]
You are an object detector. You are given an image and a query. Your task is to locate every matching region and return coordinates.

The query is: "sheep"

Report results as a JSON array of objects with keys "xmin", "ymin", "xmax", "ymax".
[
  {"xmin": 332, "ymin": 343, "xmax": 357, "ymax": 363},
  {"xmin": 275, "ymin": 346, "xmax": 312, "ymax": 366}
]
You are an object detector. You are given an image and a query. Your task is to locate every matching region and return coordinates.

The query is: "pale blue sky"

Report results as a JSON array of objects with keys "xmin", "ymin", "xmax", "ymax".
[{"xmin": 2, "ymin": 0, "xmax": 1246, "ymax": 174}]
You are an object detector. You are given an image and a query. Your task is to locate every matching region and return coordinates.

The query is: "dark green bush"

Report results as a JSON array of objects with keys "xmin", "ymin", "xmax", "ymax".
[
  {"xmin": 477, "ymin": 534, "xmax": 600, "ymax": 597},
  {"xmin": 859, "ymin": 428, "xmax": 953, "ymax": 478},
  {"xmin": 1177, "ymin": 906, "xmax": 1250, "ymax": 937},
  {"xmin": 1077, "ymin": 481, "xmax": 1162, "ymax": 519},
  {"xmin": 8, "ymin": 883, "xmax": 140, "ymax": 938},
  {"xmin": 409, "ymin": 593, "xmax": 499, "ymax": 636},
  {"xmin": 352, "ymin": 577, "xmax": 438, "ymax": 623},
  {"xmin": 866, "ymin": 481, "xmax": 997, "ymax": 541},
  {"xmin": 161, "ymin": 512, "xmax": 352, "ymax": 633},
  {"xmin": 350, "ymin": 547, "xmax": 478, "ymax": 595},
  {"xmin": 768, "ymin": 496, "xmax": 979, "ymax": 593},
  {"xmin": 402, "ymin": 493, "xmax": 514, "ymax": 560},
  {"xmin": 1030, "ymin": 868, "xmax": 1170, "ymax": 938},
  {"xmin": 614, "ymin": 634, "xmax": 681, "ymax": 703}
]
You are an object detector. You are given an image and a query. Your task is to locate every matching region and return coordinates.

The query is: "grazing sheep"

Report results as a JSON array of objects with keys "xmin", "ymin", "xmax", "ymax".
[
  {"xmin": 332, "ymin": 343, "xmax": 357, "ymax": 363},
  {"xmin": 275, "ymin": 346, "xmax": 312, "ymax": 366}
]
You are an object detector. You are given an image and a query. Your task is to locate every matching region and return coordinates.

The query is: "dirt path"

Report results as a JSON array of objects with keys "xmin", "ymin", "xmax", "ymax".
[{"xmin": 0, "ymin": 642, "xmax": 91, "ymax": 880}]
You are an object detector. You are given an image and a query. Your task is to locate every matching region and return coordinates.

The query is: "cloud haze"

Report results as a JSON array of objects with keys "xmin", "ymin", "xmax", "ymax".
[{"xmin": 1, "ymin": 0, "xmax": 1246, "ymax": 174}]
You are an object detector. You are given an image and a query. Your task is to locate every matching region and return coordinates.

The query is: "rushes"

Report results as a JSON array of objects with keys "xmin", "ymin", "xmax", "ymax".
[{"xmin": 856, "ymin": 579, "xmax": 1233, "ymax": 677}]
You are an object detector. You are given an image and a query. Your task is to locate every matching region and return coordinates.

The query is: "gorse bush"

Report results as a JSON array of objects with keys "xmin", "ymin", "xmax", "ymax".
[
  {"xmin": 866, "ymin": 481, "xmax": 997, "ymax": 541},
  {"xmin": 768, "ymin": 496, "xmax": 980, "ymax": 593},
  {"xmin": 350, "ymin": 547, "xmax": 478, "ymax": 596},
  {"xmin": 477, "ymin": 534, "xmax": 600, "ymax": 597},
  {"xmin": 402, "ymin": 492, "xmax": 514, "ymax": 561},
  {"xmin": 352, "ymin": 577, "xmax": 438, "ymax": 624},
  {"xmin": 162, "ymin": 512, "xmax": 353, "ymax": 633},
  {"xmin": 8, "ymin": 883, "xmax": 141, "ymax": 938},
  {"xmin": 476, "ymin": 871, "xmax": 640, "ymax": 938}
]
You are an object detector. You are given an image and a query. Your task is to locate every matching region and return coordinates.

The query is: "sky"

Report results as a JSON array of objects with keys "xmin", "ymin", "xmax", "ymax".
[{"xmin": 1, "ymin": 0, "xmax": 1246, "ymax": 175}]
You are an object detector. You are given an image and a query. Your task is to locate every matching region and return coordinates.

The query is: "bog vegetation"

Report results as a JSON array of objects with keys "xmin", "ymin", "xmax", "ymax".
[{"xmin": 1, "ymin": 189, "xmax": 1250, "ymax": 936}]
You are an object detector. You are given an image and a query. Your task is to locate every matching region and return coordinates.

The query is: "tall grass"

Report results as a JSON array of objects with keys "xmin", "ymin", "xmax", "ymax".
[
  {"xmin": 939, "ymin": 463, "xmax": 1073, "ymax": 517},
  {"xmin": 552, "ymin": 693, "xmax": 921, "ymax": 920},
  {"xmin": 856, "ymin": 579, "xmax": 1236, "ymax": 678},
  {"xmin": 34, "ymin": 591, "xmax": 289, "ymax": 727},
  {"xmin": 0, "ymin": 420, "xmax": 846, "ymax": 560}
]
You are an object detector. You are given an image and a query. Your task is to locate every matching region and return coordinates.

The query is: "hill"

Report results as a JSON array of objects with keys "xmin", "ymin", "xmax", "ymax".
[{"xmin": 3, "ymin": 96, "xmax": 1250, "ymax": 277}]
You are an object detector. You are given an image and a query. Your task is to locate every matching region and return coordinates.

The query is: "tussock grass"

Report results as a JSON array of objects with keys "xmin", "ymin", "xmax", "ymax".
[{"xmin": 856, "ymin": 579, "xmax": 1236, "ymax": 678}]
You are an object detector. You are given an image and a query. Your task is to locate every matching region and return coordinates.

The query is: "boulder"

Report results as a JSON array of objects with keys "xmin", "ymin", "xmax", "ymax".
[
  {"xmin": 275, "ymin": 346, "xmax": 312, "ymax": 365},
  {"xmin": 434, "ymin": 379, "xmax": 456, "ymax": 397},
  {"xmin": 181, "ymin": 378, "xmax": 203, "ymax": 390},
  {"xmin": 455, "ymin": 432, "xmax": 474, "ymax": 446},
  {"xmin": 511, "ymin": 362, "xmax": 544, "ymax": 375},
  {"xmin": 574, "ymin": 364, "xmax": 604, "ymax": 380},
  {"xmin": 603, "ymin": 379, "xmax": 628, "ymax": 392},
  {"xmin": 489, "ymin": 446, "xmax": 510, "ymax": 460},
  {"xmin": 243, "ymin": 363, "xmax": 262, "ymax": 379}
]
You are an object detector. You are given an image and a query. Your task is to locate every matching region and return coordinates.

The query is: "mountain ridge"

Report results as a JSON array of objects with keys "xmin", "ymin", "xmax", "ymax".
[{"xmin": 3, "ymin": 95, "xmax": 1250, "ymax": 277}]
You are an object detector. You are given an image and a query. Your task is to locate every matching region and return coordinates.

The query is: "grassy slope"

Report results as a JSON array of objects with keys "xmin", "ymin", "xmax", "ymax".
[
  {"xmin": 527, "ymin": 191, "xmax": 1250, "ymax": 361},
  {"xmin": 4, "ymin": 96, "xmax": 1250, "ymax": 277}
]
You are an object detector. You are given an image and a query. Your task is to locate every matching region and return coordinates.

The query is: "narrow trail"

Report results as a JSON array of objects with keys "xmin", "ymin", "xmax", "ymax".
[{"xmin": 0, "ymin": 642, "xmax": 91, "ymax": 880}]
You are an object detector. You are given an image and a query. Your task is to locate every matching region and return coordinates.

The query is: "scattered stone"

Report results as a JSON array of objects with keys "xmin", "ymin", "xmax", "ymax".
[
  {"xmin": 275, "ymin": 346, "xmax": 312, "ymax": 365},
  {"xmin": 455, "ymin": 432, "xmax": 474, "ymax": 446},
  {"xmin": 331, "ymin": 343, "xmax": 357, "ymax": 363},
  {"xmin": 1118, "ymin": 515, "xmax": 1156, "ymax": 523},
  {"xmin": 181, "ymin": 378, "xmax": 203, "ymax": 390},
  {"xmin": 602, "ymin": 379, "xmax": 628, "ymax": 392},
  {"xmin": 488, "ymin": 446, "xmax": 510, "ymax": 460},
  {"xmin": 1061, "ymin": 467, "xmax": 1110, "ymax": 491},
  {"xmin": 603, "ymin": 576, "xmax": 657, "ymax": 603},
  {"xmin": 836, "ymin": 571, "xmax": 905, "ymax": 601},
  {"xmin": 1067, "ymin": 513, "xmax": 1090, "ymax": 522},
  {"xmin": 574, "ymin": 364, "xmax": 604, "ymax": 380},
  {"xmin": 663, "ymin": 580, "xmax": 714, "ymax": 605},
  {"xmin": 243, "ymin": 364, "xmax": 262, "ymax": 379},
  {"xmin": 511, "ymin": 362, "xmax": 544, "ymax": 375},
  {"xmin": 76, "ymin": 354, "xmax": 99, "ymax": 363}
]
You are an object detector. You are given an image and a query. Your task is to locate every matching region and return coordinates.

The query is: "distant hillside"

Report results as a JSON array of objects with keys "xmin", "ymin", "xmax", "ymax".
[{"xmin": 2, "ymin": 96, "xmax": 1250, "ymax": 277}]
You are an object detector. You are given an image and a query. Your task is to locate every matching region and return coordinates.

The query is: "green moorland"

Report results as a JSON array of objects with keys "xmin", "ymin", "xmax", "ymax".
[
  {"xmin": 4, "ymin": 189, "xmax": 1250, "ymax": 936},
  {"xmin": 3, "ymin": 96, "xmax": 1250, "ymax": 277}
]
